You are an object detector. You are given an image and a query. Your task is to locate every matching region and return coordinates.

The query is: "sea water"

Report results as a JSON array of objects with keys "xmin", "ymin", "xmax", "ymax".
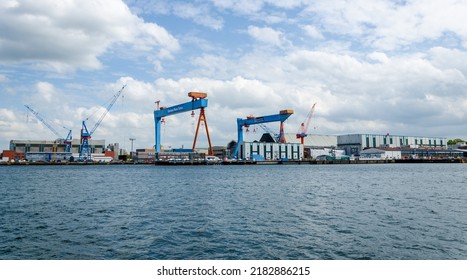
[{"xmin": 0, "ymin": 164, "xmax": 466, "ymax": 259}]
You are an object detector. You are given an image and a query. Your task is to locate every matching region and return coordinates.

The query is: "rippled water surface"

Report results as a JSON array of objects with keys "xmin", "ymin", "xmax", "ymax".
[{"xmin": 1, "ymin": 164, "xmax": 466, "ymax": 259}]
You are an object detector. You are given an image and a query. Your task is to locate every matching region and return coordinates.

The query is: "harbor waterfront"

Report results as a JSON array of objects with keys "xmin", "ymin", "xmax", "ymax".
[
  {"xmin": 1, "ymin": 164, "xmax": 466, "ymax": 260},
  {"xmin": 1, "ymin": 157, "xmax": 466, "ymax": 166}
]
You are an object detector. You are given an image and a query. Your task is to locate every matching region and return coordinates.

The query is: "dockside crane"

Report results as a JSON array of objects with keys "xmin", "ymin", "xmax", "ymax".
[
  {"xmin": 24, "ymin": 105, "xmax": 73, "ymax": 153},
  {"xmin": 79, "ymin": 85, "xmax": 126, "ymax": 160},
  {"xmin": 296, "ymin": 102, "xmax": 317, "ymax": 145},
  {"xmin": 154, "ymin": 92, "xmax": 213, "ymax": 155},
  {"xmin": 233, "ymin": 110, "xmax": 294, "ymax": 158}
]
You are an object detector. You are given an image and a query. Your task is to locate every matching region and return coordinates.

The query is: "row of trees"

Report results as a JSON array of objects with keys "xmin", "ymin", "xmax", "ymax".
[{"xmin": 447, "ymin": 138, "xmax": 466, "ymax": 145}]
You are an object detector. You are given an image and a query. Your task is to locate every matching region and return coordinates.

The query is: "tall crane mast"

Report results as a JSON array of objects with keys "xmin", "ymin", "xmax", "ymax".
[
  {"xmin": 296, "ymin": 102, "xmax": 317, "ymax": 145},
  {"xmin": 79, "ymin": 85, "xmax": 126, "ymax": 160},
  {"xmin": 24, "ymin": 105, "xmax": 73, "ymax": 152}
]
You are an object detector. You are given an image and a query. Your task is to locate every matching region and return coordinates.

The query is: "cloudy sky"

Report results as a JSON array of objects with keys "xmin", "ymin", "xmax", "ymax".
[{"xmin": 1, "ymin": 0, "xmax": 467, "ymax": 151}]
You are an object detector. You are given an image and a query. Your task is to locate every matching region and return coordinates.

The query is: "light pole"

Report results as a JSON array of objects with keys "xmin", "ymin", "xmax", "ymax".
[{"xmin": 129, "ymin": 138, "xmax": 136, "ymax": 153}]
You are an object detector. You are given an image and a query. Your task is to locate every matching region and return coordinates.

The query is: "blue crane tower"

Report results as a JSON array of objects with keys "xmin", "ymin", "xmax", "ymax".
[
  {"xmin": 233, "ymin": 110, "xmax": 294, "ymax": 158},
  {"xmin": 154, "ymin": 92, "xmax": 213, "ymax": 155},
  {"xmin": 24, "ymin": 105, "xmax": 73, "ymax": 153},
  {"xmin": 79, "ymin": 85, "xmax": 126, "ymax": 160}
]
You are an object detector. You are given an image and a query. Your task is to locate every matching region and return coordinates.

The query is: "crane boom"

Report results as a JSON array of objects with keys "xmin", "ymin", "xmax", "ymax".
[
  {"xmin": 258, "ymin": 123, "xmax": 280, "ymax": 141},
  {"xmin": 89, "ymin": 85, "xmax": 126, "ymax": 135},
  {"xmin": 79, "ymin": 85, "xmax": 126, "ymax": 160},
  {"xmin": 296, "ymin": 102, "xmax": 317, "ymax": 144},
  {"xmin": 25, "ymin": 105, "xmax": 73, "ymax": 153},
  {"xmin": 303, "ymin": 102, "xmax": 316, "ymax": 134},
  {"xmin": 25, "ymin": 105, "xmax": 63, "ymax": 140}
]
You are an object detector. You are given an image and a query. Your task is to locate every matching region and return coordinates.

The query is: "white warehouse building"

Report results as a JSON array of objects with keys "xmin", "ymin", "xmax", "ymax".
[
  {"xmin": 338, "ymin": 134, "xmax": 447, "ymax": 156},
  {"xmin": 238, "ymin": 142, "xmax": 303, "ymax": 160}
]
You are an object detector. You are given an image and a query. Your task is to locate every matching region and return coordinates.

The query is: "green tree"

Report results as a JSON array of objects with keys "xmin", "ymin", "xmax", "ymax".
[{"xmin": 447, "ymin": 138, "xmax": 466, "ymax": 145}]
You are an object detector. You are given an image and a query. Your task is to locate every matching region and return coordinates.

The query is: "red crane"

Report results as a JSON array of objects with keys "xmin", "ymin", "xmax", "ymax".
[{"xmin": 296, "ymin": 102, "xmax": 317, "ymax": 145}]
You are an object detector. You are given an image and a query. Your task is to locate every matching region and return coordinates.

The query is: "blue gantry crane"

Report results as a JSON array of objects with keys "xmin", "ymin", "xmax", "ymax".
[
  {"xmin": 233, "ymin": 110, "xmax": 294, "ymax": 158},
  {"xmin": 79, "ymin": 85, "xmax": 126, "ymax": 160},
  {"xmin": 24, "ymin": 105, "xmax": 73, "ymax": 152},
  {"xmin": 154, "ymin": 92, "xmax": 213, "ymax": 155}
]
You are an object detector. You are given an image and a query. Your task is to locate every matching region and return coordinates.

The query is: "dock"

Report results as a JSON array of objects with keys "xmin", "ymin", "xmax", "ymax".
[{"xmin": 1, "ymin": 158, "xmax": 465, "ymax": 166}]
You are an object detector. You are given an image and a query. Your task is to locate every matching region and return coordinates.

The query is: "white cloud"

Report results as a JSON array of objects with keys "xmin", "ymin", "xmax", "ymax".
[
  {"xmin": 247, "ymin": 26, "xmax": 285, "ymax": 46},
  {"xmin": 302, "ymin": 25, "xmax": 324, "ymax": 40},
  {"xmin": 367, "ymin": 52, "xmax": 389, "ymax": 63},
  {"xmin": 211, "ymin": 0, "xmax": 303, "ymax": 15},
  {"xmin": 0, "ymin": 74, "xmax": 8, "ymax": 83},
  {"xmin": 303, "ymin": 0, "xmax": 467, "ymax": 50},
  {"xmin": 34, "ymin": 82, "xmax": 55, "ymax": 103},
  {"xmin": 172, "ymin": 2, "xmax": 223, "ymax": 30},
  {"xmin": 0, "ymin": 0, "xmax": 179, "ymax": 72},
  {"xmin": 429, "ymin": 47, "xmax": 467, "ymax": 76},
  {"xmin": 211, "ymin": 0, "xmax": 264, "ymax": 15},
  {"xmin": 2, "ymin": 0, "xmax": 467, "ymax": 150},
  {"xmin": 0, "ymin": 108, "xmax": 16, "ymax": 122}
]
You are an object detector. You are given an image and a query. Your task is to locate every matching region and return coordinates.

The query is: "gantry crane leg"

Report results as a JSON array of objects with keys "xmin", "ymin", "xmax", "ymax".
[{"xmin": 192, "ymin": 107, "xmax": 214, "ymax": 155}]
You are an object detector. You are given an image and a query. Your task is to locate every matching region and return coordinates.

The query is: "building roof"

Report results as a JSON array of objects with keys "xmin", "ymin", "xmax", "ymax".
[
  {"xmin": 10, "ymin": 139, "xmax": 105, "ymax": 145},
  {"xmin": 360, "ymin": 148, "xmax": 386, "ymax": 154},
  {"xmin": 283, "ymin": 134, "xmax": 337, "ymax": 147}
]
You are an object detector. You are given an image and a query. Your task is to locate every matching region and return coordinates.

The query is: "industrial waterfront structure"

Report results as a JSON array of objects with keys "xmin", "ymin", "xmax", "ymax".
[
  {"xmin": 2, "ymin": 87, "xmax": 465, "ymax": 163},
  {"xmin": 233, "ymin": 110, "xmax": 294, "ymax": 158},
  {"xmin": 9, "ymin": 139, "xmax": 105, "ymax": 154},
  {"xmin": 237, "ymin": 142, "xmax": 303, "ymax": 161},
  {"xmin": 337, "ymin": 134, "xmax": 448, "ymax": 156},
  {"xmin": 79, "ymin": 85, "xmax": 126, "ymax": 160},
  {"xmin": 154, "ymin": 92, "xmax": 213, "ymax": 155},
  {"xmin": 5, "ymin": 139, "xmax": 122, "ymax": 162}
]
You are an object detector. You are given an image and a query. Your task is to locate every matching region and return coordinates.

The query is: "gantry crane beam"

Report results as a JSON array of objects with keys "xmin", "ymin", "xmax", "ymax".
[
  {"xmin": 233, "ymin": 110, "xmax": 293, "ymax": 158},
  {"xmin": 153, "ymin": 93, "xmax": 213, "ymax": 154}
]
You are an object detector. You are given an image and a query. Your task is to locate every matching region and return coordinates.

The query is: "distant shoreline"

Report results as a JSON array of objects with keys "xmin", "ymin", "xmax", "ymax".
[{"xmin": 1, "ymin": 158, "xmax": 465, "ymax": 166}]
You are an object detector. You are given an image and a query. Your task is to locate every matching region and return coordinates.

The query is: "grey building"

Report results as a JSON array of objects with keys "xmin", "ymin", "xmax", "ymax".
[
  {"xmin": 10, "ymin": 139, "xmax": 106, "ymax": 155},
  {"xmin": 338, "ymin": 134, "xmax": 447, "ymax": 156}
]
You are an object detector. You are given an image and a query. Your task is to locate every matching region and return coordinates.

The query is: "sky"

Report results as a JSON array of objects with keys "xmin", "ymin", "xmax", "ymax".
[{"xmin": 1, "ymin": 0, "xmax": 467, "ymax": 151}]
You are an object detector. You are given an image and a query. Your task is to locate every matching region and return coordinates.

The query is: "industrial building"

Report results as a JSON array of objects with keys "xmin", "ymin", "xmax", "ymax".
[
  {"xmin": 3, "ymin": 88, "xmax": 463, "ymax": 163},
  {"xmin": 9, "ymin": 139, "xmax": 105, "ymax": 154},
  {"xmin": 257, "ymin": 132, "xmax": 341, "ymax": 159},
  {"xmin": 281, "ymin": 133, "xmax": 339, "ymax": 159},
  {"xmin": 359, "ymin": 148, "xmax": 402, "ymax": 160},
  {"xmin": 237, "ymin": 141, "xmax": 303, "ymax": 160},
  {"xmin": 337, "ymin": 134, "xmax": 448, "ymax": 156},
  {"xmin": 6, "ymin": 139, "xmax": 114, "ymax": 162}
]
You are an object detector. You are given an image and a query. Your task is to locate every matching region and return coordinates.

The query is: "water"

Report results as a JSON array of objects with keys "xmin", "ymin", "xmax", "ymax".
[{"xmin": 0, "ymin": 164, "xmax": 466, "ymax": 260}]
